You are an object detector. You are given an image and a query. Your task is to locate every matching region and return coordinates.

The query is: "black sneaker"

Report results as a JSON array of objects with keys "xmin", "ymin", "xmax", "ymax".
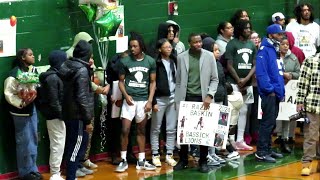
[
  {"xmin": 274, "ymin": 136, "xmax": 282, "ymax": 144},
  {"xmin": 270, "ymin": 151, "xmax": 283, "ymax": 158},
  {"xmin": 199, "ymin": 163, "xmax": 209, "ymax": 173},
  {"xmin": 127, "ymin": 153, "xmax": 137, "ymax": 164},
  {"xmin": 287, "ymin": 137, "xmax": 295, "ymax": 144},
  {"xmin": 22, "ymin": 172, "xmax": 38, "ymax": 180},
  {"xmin": 255, "ymin": 153, "xmax": 276, "ymax": 163},
  {"xmin": 31, "ymin": 172, "xmax": 43, "ymax": 180},
  {"xmin": 280, "ymin": 140, "xmax": 292, "ymax": 153},
  {"xmin": 173, "ymin": 160, "xmax": 188, "ymax": 171}
]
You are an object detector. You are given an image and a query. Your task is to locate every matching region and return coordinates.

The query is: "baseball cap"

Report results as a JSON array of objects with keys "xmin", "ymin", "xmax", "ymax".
[
  {"xmin": 267, "ymin": 24, "xmax": 285, "ymax": 34},
  {"xmin": 272, "ymin": 12, "xmax": 285, "ymax": 22}
]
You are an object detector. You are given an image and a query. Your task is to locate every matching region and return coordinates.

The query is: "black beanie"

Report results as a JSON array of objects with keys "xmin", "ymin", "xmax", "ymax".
[
  {"xmin": 73, "ymin": 40, "xmax": 93, "ymax": 62},
  {"xmin": 202, "ymin": 37, "xmax": 215, "ymax": 52},
  {"xmin": 49, "ymin": 50, "xmax": 67, "ymax": 69}
]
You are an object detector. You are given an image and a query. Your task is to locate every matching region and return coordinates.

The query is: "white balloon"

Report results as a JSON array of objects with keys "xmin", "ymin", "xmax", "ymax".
[
  {"xmin": 79, "ymin": 0, "xmax": 117, "ymax": 9},
  {"xmin": 79, "ymin": 0, "xmax": 107, "ymax": 6}
]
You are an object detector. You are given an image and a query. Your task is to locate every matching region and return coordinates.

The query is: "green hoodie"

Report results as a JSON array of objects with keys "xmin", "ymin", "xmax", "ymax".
[{"xmin": 66, "ymin": 32, "xmax": 93, "ymax": 58}]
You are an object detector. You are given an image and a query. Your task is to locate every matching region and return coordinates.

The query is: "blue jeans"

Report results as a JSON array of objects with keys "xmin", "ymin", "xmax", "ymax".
[
  {"xmin": 12, "ymin": 106, "xmax": 38, "ymax": 177},
  {"xmin": 257, "ymin": 96, "xmax": 279, "ymax": 156},
  {"xmin": 65, "ymin": 120, "xmax": 88, "ymax": 180}
]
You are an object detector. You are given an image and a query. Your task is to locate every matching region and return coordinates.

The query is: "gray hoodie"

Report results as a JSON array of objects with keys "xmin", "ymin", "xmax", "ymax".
[
  {"xmin": 215, "ymin": 34, "xmax": 232, "ymax": 55},
  {"xmin": 166, "ymin": 20, "xmax": 185, "ymax": 54}
]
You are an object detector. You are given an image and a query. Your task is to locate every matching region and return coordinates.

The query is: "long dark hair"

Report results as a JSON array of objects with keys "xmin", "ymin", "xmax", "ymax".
[
  {"xmin": 233, "ymin": 19, "xmax": 251, "ymax": 39},
  {"xmin": 14, "ymin": 48, "xmax": 30, "ymax": 68},
  {"xmin": 293, "ymin": 3, "xmax": 314, "ymax": 23},
  {"xmin": 230, "ymin": 9, "xmax": 249, "ymax": 26}
]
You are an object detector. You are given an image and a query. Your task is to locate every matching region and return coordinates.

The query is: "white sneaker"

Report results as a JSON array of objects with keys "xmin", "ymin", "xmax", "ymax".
[
  {"xmin": 50, "ymin": 173, "xmax": 64, "ymax": 180},
  {"xmin": 235, "ymin": 141, "xmax": 253, "ymax": 151},
  {"xmin": 152, "ymin": 155, "xmax": 162, "ymax": 167},
  {"xmin": 207, "ymin": 154, "xmax": 220, "ymax": 166},
  {"xmin": 79, "ymin": 167, "xmax": 94, "ymax": 175},
  {"xmin": 83, "ymin": 159, "xmax": 98, "ymax": 169},
  {"xmin": 165, "ymin": 154, "xmax": 177, "ymax": 166},
  {"xmin": 136, "ymin": 159, "xmax": 157, "ymax": 171},
  {"xmin": 115, "ymin": 159, "xmax": 128, "ymax": 173},
  {"xmin": 227, "ymin": 151, "xmax": 240, "ymax": 160},
  {"xmin": 210, "ymin": 153, "xmax": 226, "ymax": 164}
]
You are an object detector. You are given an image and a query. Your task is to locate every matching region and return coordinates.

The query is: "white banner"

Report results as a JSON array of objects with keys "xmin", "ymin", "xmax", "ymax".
[
  {"xmin": 258, "ymin": 80, "xmax": 303, "ymax": 121},
  {"xmin": 177, "ymin": 101, "xmax": 230, "ymax": 149},
  {"xmin": 0, "ymin": 0, "xmax": 20, "ymax": 2},
  {"xmin": 0, "ymin": 19, "xmax": 16, "ymax": 57}
]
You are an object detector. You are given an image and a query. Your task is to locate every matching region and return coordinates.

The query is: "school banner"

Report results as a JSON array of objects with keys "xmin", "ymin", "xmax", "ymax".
[
  {"xmin": 258, "ymin": 80, "xmax": 303, "ymax": 121},
  {"xmin": 177, "ymin": 101, "xmax": 230, "ymax": 149}
]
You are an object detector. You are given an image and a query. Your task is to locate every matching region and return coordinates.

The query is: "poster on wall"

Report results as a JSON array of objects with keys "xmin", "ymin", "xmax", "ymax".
[
  {"xmin": 258, "ymin": 80, "xmax": 303, "ymax": 121},
  {"xmin": 108, "ymin": 5, "xmax": 127, "ymax": 53},
  {"xmin": 177, "ymin": 101, "xmax": 230, "ymax": 149},
  {"xmin": 0, "ymin": 0, "xmax": 20, "ymax": 3},
  {"xmin": 0, "ymin": 19, "xmax": 16, "ymax": 57},
  {"xmin": 112, "ymin": 5, "xmax": 124, "ymax": 38}
]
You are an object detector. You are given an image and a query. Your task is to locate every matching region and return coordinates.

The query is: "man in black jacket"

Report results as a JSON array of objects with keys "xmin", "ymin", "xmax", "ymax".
[
  {"xmin": 38, "ymin": 50, "xmax": 67, "ymax": 180},
  {"xmin": 59, "ymin": 40, "xmax": 94, "ymax": 180}
]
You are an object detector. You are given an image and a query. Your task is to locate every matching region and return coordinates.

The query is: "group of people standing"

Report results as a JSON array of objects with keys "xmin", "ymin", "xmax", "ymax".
[{"xmin": 3, "ymin": 2, "xmax": 320, "ymax": 180}]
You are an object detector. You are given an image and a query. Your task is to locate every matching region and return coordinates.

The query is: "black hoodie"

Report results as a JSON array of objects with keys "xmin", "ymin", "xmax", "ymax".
[
  {"xmin": 148, "ymin": 22, "xmax": 179, "ymax": 58},
  {"xmin": 38, "ymin": 50, "xmax": 66, "ymax": 120},
  {"xmin": 59, "ymin": 40, "xmax": 94, "ymax": 125}
]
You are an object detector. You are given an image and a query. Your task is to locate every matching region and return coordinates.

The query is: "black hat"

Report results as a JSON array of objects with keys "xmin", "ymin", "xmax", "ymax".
[
  {"xmin": 49, "ymin": 50, "xmax": 67, "ymax": 69},
  {"xmin": 73, "ymin": 40, "xmax": 93, "ymax": 62}
]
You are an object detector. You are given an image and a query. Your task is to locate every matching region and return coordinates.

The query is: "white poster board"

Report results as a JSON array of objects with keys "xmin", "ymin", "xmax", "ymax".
[
  {"xmin": 111, "ymin": 81, "xmax": 122, "ymax": 118},
  {"xmin": 0, "ymin": 19, "xmax": 16, "ymax": 57},
  {"xmin": 258, "ymin": 80, "xmax": 303, "ymax": 121},
  {"xmin": 177, "ymin": 101, "xmax": 230, "ymax": 149},
  {"xmin": 0, "ymin": 0, "xmax": 20, "ymax": 2}
]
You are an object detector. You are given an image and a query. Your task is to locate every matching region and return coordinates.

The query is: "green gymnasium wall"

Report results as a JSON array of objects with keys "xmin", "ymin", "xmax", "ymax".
[{"xmin": 0, "ymin": 0, "xmax": 318, "ymax": 175}]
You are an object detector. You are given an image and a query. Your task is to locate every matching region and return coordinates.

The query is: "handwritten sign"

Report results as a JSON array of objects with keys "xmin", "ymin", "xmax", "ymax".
[{"xmin": 177, "ymin": 101, "xmax": 230, "ymax": 149}]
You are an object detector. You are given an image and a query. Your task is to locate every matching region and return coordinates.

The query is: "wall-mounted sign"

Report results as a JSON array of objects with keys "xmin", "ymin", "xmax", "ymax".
[{"xmin": 0, "ymin": 18, "xmax": 16, "ymax": 57}]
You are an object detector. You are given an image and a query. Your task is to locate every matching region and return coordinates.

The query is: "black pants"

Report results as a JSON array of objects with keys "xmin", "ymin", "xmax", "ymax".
[
  {"xmin": 178, "ymin": 95, "xmax": 208, "ymax": 165},
  {"xmin": 65, "ymin": 120, "xmax": 88, "ymax": 180},
  {"xmin": 257, "ymin": 95, "xmax": 279, "ymax": 156}
]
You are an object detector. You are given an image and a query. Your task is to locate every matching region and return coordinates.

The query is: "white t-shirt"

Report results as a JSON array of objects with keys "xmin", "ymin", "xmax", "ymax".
[{"xmin": 286, "ymin": 21, "xmax": 320, "ymax": 58}]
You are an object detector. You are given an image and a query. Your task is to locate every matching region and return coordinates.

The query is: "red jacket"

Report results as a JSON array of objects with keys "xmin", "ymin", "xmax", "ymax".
[{"xmin": 285, "ymin": 32, "xmax": 305, "ymax": 65}]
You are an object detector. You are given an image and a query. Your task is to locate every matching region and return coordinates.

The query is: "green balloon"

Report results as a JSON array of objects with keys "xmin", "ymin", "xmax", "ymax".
[
  {"xmin": 95, "ymin": 11, "xmax": 122, "ymax": 37},
  {"xmin": 79, "ymin": 4, "xmax": 96, "ymax": 22}
]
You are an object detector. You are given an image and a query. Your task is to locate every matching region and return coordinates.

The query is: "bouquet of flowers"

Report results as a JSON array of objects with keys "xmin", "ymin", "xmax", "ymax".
[{"xmin": 16, "ymin": 69, "xmax": 39, "ymax": 100}]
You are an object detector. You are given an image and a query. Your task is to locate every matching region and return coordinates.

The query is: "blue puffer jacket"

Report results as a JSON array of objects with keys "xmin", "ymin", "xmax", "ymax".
[{"xmin": 256, "ymin": 38, "xmax": 285, "ymax": 100}]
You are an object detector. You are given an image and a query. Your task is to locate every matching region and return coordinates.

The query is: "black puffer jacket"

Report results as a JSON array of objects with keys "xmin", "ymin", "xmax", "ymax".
[
  {"xmin": 38, "ymin": 69, "xmax": 63, "ymax": 120},
  {"xmin": 59, "ymin": 58, "xmax": 94, "ymax": 125},
  {"xmin": 37, "ymin": 50, "xmax": 66, "ymax": 120}
]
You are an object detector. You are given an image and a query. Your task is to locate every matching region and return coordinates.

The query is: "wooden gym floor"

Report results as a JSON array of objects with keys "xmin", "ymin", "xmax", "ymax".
[{"xmin": 40, "ymin": 136, "xmax": 320, "ymax": 180}]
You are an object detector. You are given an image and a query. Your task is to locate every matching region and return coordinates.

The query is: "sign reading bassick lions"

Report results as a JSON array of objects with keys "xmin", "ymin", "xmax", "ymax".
[{"xmin": 177, "ymin": 101, "xmax": 231, "ymax": 149}]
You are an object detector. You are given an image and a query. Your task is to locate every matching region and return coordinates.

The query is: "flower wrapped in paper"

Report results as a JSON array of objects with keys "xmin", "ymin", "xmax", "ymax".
[{"xmin": 16, "ymin": 69, "xmax": 39, "ymax": 100}]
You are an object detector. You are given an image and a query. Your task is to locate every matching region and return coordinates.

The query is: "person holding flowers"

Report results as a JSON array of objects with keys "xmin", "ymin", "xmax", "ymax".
[{"xmin": 4, "ymin": 48, "xmax": 42, "ymax": 180}]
